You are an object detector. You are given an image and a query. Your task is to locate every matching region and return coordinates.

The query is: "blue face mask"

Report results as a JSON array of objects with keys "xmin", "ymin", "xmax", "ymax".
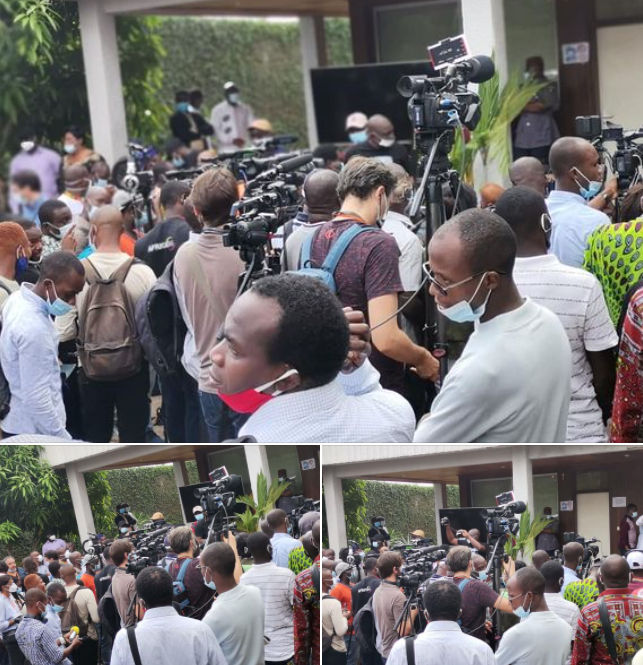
[
  {"xmin": 513, "ymin": 595, "xmax": 532, "ymax": 620},
  {"xmin": 438, "ymin": 273, "xmax": 491, "ymax": 323},
  {"xmin": 15, "ymin": 255, "xmax": 29, "ymax": 279},
  {"xmin": 172, "ymin": 156, "xmax": 185, "ymax": 168},
  {"xmin": 478, "ymin": 571, "xmax": 488, "ymax": 582},
  {"xmin": 45, "ymin": 282, "xmax": 73, "ymax": 317},
  {"xmin": 203, "ymin": 571, "xmax": 216, "ymax": 591},
  {"xmin": 195, "ymin": 513, "xmax": 204, "ymax": 522},
  {"xmin": 374, "ymin": 522, "xmax": 381, "ymax": 528},
  {"xmin": 571, "ymin": 167, "xmax": 602, "ymax": 201},
  {"xmin": 94, "ymin": 178, "xmax": 108, "ymax": 188},
  {"xmin": 176, "ymin": 102, "xmax": 190, "ymax": 113},
  {"xmin": 349, "ymin": 130, "xmax": 367, "ymax": 144},
  {"xmin": 51, "ymin": 604, "xmax": 64, "ymax": 613},
  {"xmin": 119, "ymin": 508, "xmax": 127, "ymax": 514}
]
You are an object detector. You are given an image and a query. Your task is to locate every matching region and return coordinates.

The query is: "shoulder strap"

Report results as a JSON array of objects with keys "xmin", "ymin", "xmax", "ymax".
[
  {"xmin": 82, "ymin": 258, "xmax": 102, "ymax": 283},
  {"xmin": 598, "ymin": 599, "xmax": 620, "ymax": 665},
  {"xmin": 0, "ymin": 282, "xmax": 11, "ymax": 296},
  {"xmin": 127, "ymin": 626, "xmax": 143, "ymax": 665},
  {"xmin": 112, "ymin": 257, "xmax": 136, "ymax": 283},
  {"xmin": 457, "ymin": 578, "xmax": 471, "ymax": 592},
  {"xmin": 299, "ymin": 227, "xmax": 319, "ymax": 270},
  {"xmin": 405, "ymin": 635, "xmax": 417, "ymax": 665},
  {"xmin": 177, "ymin": 558, "xmax": 191, "ymax": 583},
  {"xmin": 321, "ymin": 224, "xmax": 376, "ymax": 274}
]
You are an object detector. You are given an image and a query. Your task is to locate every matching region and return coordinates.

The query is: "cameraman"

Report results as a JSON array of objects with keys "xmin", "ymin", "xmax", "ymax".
[
  {"xmin": 191, "ymin": 506, "xmax": 208, "ymax": 545},
  {"xmin": 445, "ymin": 546, "xmax": 513, "ymax": 642},
  {"xmin": 110, "ymin": 540, "xmax": 136, "ymax": 629},
  {"xmin": 115, "ymin": 504, "xmax": 137, "ymax": 536},
  {"xmin": 444, "ymin": 520, "xmax": 486, "ymax": 553}
]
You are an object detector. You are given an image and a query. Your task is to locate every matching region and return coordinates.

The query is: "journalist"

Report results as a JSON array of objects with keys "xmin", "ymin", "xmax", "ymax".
[{"xmin": 109, "ymin": 540, "xmax": 136, "ymax": 629}]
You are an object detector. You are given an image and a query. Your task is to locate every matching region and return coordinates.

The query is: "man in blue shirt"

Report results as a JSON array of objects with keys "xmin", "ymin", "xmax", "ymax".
[
  {"xmin": 10, "ymin": 170, "xmax": 46, "ymax": 226},
  {"xmin": 267, "ymin": 509, "xmax": 301, "ymax": 569}
]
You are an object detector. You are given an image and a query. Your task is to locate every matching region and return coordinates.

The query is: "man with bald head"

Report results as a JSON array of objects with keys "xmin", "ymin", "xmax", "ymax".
[
  {"xmin": 344, "ymin": 113, "xmax": 412, "ymax": 174},
  {"xmin": 496, "ymin": 567, "xmax": 572, "ymax": 665},
  {"xmin": 510, "ymin": 156, "xmax": 549, "ymax": 196},
  {"xmin": 283, "ymin": 168, "xmax": 340, "ymax": 271},
  {"xmin": 479, "ymin": 182, "xmax": 505, "ymax": 209},
  {"xmin": 532, "ymin": 550, "xmax": 551, "ymax": 571},
  {"xmin": 572, "ymin": 555, "xmax": 643, "ymax": 665},
  {"xmin": 58, "ymin": 164, "xmax": 90, "ymax": 217},
  {"xmin": 414, "ymin": 208, "xmax": 571, "ymax": 442},
  {"xmin": 561, "ymin": 542, "xmax": 584, "ymax": 594},
  {"xmin": 55, "ymin": 205, "xmax": 156, "ymax": 442},
  {"xmin": 547, "ymin": 136, "xmax": 615, "ymax": 267}
]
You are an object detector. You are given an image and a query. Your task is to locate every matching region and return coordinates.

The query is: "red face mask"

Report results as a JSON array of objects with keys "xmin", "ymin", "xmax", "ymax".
[{"xmin": 218, "ymin": 369, "xmax": 298, "ymax": 414}]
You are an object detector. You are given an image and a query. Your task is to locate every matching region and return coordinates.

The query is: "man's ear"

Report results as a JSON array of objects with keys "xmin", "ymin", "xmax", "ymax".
[
  {"xmin": 486, "ymin": 271, "xmax": 502, "ymax": 290},
  {"xmin": 275, "ymin": 371, "xmax": 301, "ymax": 393}
]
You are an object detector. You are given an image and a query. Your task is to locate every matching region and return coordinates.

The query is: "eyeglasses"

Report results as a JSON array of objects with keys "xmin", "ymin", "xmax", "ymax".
[
  {"xmin": 422, "ymin": 264, "xmax": 486, "ymax": 297},
  {"xmin": 540, "ymin": 213, "xmax": 552, "ymax": 234}
]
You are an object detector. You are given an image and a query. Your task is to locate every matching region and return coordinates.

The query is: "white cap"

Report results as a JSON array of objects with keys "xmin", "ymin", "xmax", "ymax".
[
  {"xmin": 627, "ymin": 550, "xmax": 643, "ymax": 569},
  {"xmin": 345, "ymin": 112, "xmax": 368, "ymax": 131},
  {"xmin": 192, "ymin": 505, "xmax": 203, "ymax": 514}
]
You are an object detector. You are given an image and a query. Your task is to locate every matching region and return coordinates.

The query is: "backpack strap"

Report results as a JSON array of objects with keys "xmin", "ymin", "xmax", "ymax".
[
  {"xmin": 111, "ymin": 258, "xmax": 137, "ymax": 284},
  {"xmin": 127, "ymin": 626, "xmax": 143, "ymax": 665},
  {"xmin": 311, "ymin": 561, "xmax": 320, "ymax": 596},
  {"xmin": 598, "ymin": 599, "xmax": 620, "ymax": 665},
  {"xmin": 457, "ymin": 578, "xmax": 471, "ymax": 592},
  {"xmin": 82, "ymin": 258, "xmax": 102, "ymax": 284},
  {"xmin": 0, "ymin": 282, "xmax": 11, "ymax": 296},
  {"xmin": 176, "ymin": 558, "xmax": 191, "ymax": 584},
  {"xmin": 320, "ymin": 224, "xmax": 376, "ymax": 274},
  {"xmin": 405, "ymin": 635, "xmax": 418, "ymax": 665},
  {"xmin": 299, "ymin": 227, "xmax": 319, "ymax": 270}
]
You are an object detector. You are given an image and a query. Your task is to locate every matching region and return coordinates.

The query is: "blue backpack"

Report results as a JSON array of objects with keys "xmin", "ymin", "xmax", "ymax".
[
  {"xmin": 166, "ymin": 558, "xmax": 191, "ymax": 614},
  {"xmin": 297, "ymin": 223, "xmax": 377, "ymax": 293}
]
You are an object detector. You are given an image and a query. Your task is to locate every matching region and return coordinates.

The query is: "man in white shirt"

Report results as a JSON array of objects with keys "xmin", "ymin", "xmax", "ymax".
[
  {"xmin": 560, "ymin": 543, "xmax": 583, "ymax": 595},
  {"xmin": 496, "ymin": 187, "xmax": 617, "ymax": 442},
  {"xmin": 201, "ymin": 542, "xmax": 264, "ymax": 665},
  {"xmin": 267, "ymin": 509, "xmax": 301, "ymax": 569},
  {"xmin": 496, "ymin": 568, "xmax": 572, "ymax": 665},
  {"xmin": 208, "ymin": 273, "xmax": 415, "ymax": 443},
  {"xmin": 387, "ymin": 580, "xmax": 494, "ymax": 665},
  {"xmin": 415, "ymin": 208, "xmax": 571, "ymax": 443},
  {"xmin": 111, "ymin": 566, "xmax": 226, "ymax": 665},
  {"xmin": 240, "ymin": 532, "xmax": 295, "ymax": 664},
  {"xmin": 540, "ymin": 561, "xmax": 581, "ymax": 628},
  {"xmin": 210, "ymin": 81, "xmax": 254, "ymax": 153},
  {"xmin": 547, "ymin": 137, "xmax": 614, "ymax": 268}
]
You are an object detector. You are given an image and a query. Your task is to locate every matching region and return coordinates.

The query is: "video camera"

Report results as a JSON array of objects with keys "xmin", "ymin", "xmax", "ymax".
[
  {"xmin": 125, "ymin": 524, "xmax": 173, "ymax": 576},
  {"xmin": 398, "ymin": 545, "xmax": 447, "ymax": 595},
  {"xmin": 484, "ymin": 492, "xmax": 526, "ymax": 541},
  {"xmin": 288, "ymin": 496, "xmax": 320, "ymax": 539},
  {"xmin": 562, "ymin": 532, "xmax": 600, "ymax": 577},
  {"xmin": 576, "ymin": 115, "xmax": 643, "ymax": 192},
  {"xmin": 193, "ymin": 466, "xmax": 245, "ymax": 543}
]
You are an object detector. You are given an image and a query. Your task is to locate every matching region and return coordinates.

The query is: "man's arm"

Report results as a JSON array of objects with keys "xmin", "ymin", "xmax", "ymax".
[
  {"xmin": 83, "ymin": 588, "xmax": 100, "ymax": 624},
  {"xmin": 587, "ymin": 349, "xmax": 616, "ymax": 421},
  {"xmin": 570, "ymin": 612, "xmax": 591, "ymax": 665},
  {"xmin": 222, "ymin": 532, "xmax": 243, "ymax": 583},
  {"xmin": 329, "ymin": 599, "xmax": 348, "ymax": 637}
]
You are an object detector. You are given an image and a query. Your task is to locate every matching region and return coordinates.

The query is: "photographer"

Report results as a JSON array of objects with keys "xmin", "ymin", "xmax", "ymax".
[
  {"xmin": 115, "ymin": 504, "xmax": 137, "ymax": 536},
  {"xmin": 445, "ymin": 546, "xmax": 513, "ymax": 642},
  {"xmin": 387, "ymin": 581, "xmax": 494, "ymax": 665},
  {"xmin": 444, "ymin": 521, "xmax": 486, "ymax": 554},
  {"xmin": 368, "ymin": 518, "xmax": 390, "ymax": 552},
  {"xmin": 190, "ymin": 506, "xmax": 208, "ymax": 545}
]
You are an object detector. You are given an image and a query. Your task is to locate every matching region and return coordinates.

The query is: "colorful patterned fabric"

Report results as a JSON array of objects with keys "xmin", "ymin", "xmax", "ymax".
[
  {"xmin": 293, "ymin": 558, "xmax": 319, "ymax": 665},
  {"xmin": 583, "ymin": 219, "xmax": 643, "ymax": 326},
  {"xmin": 288, "ymin": 546, "xmax": 313, "ymax": 576},
  {"xmin": 610, "ymin": 286, "xmax": 643, "ymax": 442},
  {"xmin": 565, "ymin": 578, "xmax": 600, "ymax": 610},
  {"xmin": 571, "ymin": 588, "xmax": 643, "ymax": 665}
]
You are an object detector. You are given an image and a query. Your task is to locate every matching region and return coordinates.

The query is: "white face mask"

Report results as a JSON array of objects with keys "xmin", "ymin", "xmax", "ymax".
[
  {"xmin": 227, "ymin": 92, "xmax": 240, "ymax": 105},
  {"xmin": 378, "ymin": 136, "xmax": 395, "ymax": 148},
  {"xmin": 20, "ymin": 141, "xmax": 35, "ymax": 152}
]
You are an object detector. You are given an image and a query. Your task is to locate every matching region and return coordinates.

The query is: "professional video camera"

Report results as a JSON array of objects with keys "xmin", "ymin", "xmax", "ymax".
[
  {"xmin": 576, "ymin": 115, "xmax": 643, "ymax": 194},
  {"xmin": 81, "ymin": 533, "xmax": 105, "ymax": 557},
  {"xmin": 124, "ymin": 524, "xmax": 173, "ymax": 576},
  {"xmin": 288, "ymin": 496, "xmax": 320, "ymax": 538},
  {"xmin": 483, "ymin": 492, "xmax": 526, "ymax": 542},
  {"xmin": 193, "ymin": 466, "xmax": 245, "ymax": 544},
  {"xmin": 563, "ymin": 532, "xmax": 601, "ymax": 577}
]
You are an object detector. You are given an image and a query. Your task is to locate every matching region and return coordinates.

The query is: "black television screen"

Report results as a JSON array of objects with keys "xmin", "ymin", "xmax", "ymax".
[{"xmin": 311, "ymin": 60, "xmax": 436, "ymax": 144}]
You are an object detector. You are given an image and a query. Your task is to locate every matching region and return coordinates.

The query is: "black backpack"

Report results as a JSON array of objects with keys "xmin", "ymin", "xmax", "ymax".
[
  {"xmin": 353, "ymin": 594, "xmax": 378, "ymax": 654},
  {"xmin": 135, "ymin": 260, "xmax": 187, "ymax": 378},
  {"xmin": 97, "ymin": 583, "xmax": 121, "ymax": 638},
  {"xmin": 0, "ymin": 282, "xmax": 13, "ymax": 419}
]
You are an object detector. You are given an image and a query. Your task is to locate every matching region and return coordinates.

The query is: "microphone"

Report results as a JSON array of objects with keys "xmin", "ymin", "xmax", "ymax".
[
  {"xmin": 69, "ymin": 625, "xmax": 79, "ymax": 641},
  {"xmin": 464, "ymin": 55, "xmax": 495, "ymax": 83},
  {"xmin": 277, "ymin": 153, "xmax": 313, "ymax": 174},
  {"xmin": 502, "ymin": 500, "xmax": 527, "ymax": 514}
]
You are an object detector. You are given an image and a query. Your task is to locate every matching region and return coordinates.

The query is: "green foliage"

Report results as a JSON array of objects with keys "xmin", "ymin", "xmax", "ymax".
[
  {"xmin": 504, "ymin": 508, "xmax": 551, "ymax": 562},
  {"xmin": 236, "ymin": 472, "xmax": 290, "ymax": 533},
  {"xmin": 0, "ymin": 521, "xmax": 21, "ymax": 545},
  {"xmin": 342, "ymin": 479, "xmax": 368, "ymax": 545}
]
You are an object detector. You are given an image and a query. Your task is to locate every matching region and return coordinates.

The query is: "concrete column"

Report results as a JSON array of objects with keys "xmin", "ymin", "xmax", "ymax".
[
  {"xmin": 173, "ymin": 461, "xmax": 189, "ymax": 523},
  {"xmin": 434, "ymin": 482, "xmax": 445, "ymax": 545},
  {"xmin": 324, "ymin": 469, "xmax": 346, "ymax": 553},
  {"xmin": 77, "ymin": 0, "xmax": 128, "ymax": 167},
  {"xmin": 461, "ymin": 0, "xmax": 509, "ymax": 83},
  {"xmin": 512, "ymin": 447, "xmax": 534, "ymax": 513},
  {"xmin": 244, "ymin": 445, "xmax": 271, "ymax": 500},
  {"xmin": 299, "ymin": 16, "xmax": 320, "ymax": 149},
  {"xmin": 66, "ymin": 464, "xmax": 96, "ymax": 542}
]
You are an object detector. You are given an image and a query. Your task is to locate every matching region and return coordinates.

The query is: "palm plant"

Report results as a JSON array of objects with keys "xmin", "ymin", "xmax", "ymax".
[
  {"xmin": 235, "ymin": 472, "xmax": 291, "ymax": 533},
  {"xmin": 450, "ymin": 68, "xmax": 547, "ymax": 182},
  {"xmin": 504, "ymin": 508, "xmax": 552, "ymax": 562}
]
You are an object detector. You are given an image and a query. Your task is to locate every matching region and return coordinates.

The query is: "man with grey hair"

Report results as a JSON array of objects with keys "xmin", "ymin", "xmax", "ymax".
[
  {"xmin": 166, "ymin": 526, "xmax": 213, "ymax": 619},
  {"xmin": 414, "ymin": 208, "xmax": 571, "ymax": 442},
  {"xmin": 306, "ymin": 156, "xmax": 438, "ymax": 397}
]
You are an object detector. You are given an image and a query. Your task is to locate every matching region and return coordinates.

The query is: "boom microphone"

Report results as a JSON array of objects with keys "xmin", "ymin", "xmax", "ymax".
[
  {"xmin": 501, "ymin": 500, "xmax": 527, "ymax": 514},
  {"xmin": 464, "ymin": 55, "xmax": 495, "ymax": 83}
]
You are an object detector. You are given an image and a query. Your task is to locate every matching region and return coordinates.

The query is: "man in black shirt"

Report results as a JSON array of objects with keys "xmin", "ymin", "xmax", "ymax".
[
  {"xmin": 192, "ymin": 505, "xmax": 209, "ymax": 544},
  {"xmin": 169, "ymin": 90, "xmax": 213, "ymax": 151},
  {"xmin": 135, "ymin": 181, "xmax": 191, "ymax": 277},
  {"xmin": 351, "ymin": 556, "xmax": 380, "ymax": 615},
  {"xmin": 94, "ymin": 545, "xmax": 116, "ymax": 600},
  {"xmin": 344, "ymin": 114, "xmax": 413, "ymax": 175}
]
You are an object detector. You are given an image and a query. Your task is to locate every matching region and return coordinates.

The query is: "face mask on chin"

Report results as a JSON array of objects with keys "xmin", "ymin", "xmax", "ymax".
[
  {"xmin": 218, "ymin": 368, "xmax": 299, "ymax": 414},
  {"xmin": 513, "ymin": 595, "xmax": 532, "ymax": 620},
  {"xmin": 571, "ymin": 166, "xmax": 602, "ymax": 200},
  {"xmin": 438, "ymin": 273, "xmax": 492, "ymax": 323},
  {"xmin": 378, "ymin": 136, "xmax": 395, "ymax": 148}
]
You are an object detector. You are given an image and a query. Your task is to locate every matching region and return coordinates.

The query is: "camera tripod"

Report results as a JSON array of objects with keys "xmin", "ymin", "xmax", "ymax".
[{"xmin": 394, "ymin": 583, "xmax": 426, "ymax": 638}]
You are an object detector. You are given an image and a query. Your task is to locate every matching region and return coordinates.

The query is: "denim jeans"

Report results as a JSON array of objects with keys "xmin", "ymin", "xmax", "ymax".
[
  {"xmin": 159, "ymin": 368, "xmax": 206, "ymax": 442},
  {"xmin": 198, "ymin": 391, "xmax": 249, "ymax": 442}
]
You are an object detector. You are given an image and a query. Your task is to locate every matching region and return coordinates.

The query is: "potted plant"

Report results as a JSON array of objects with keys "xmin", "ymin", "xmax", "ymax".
[{"xmin": 235, "ymin": 472, "xmax": 291, "ymax": 533}]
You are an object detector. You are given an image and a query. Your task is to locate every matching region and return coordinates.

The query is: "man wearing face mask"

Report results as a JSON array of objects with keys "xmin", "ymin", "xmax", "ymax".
[
  {"xmin": 344, "ymin": 115, "xmax": 413, "ymax": 175},
  {"xmin": 547, "ymin": 137, "xmax": 616, "ymax": 268},
  {"xmin": 114, "ymin": 504, "xmax": 137, "ymax": 535},
  {"xmin": 345, "ymin": 112, "xmax": 368, "ymax": 146},
  {"xmin": 496, "ymin": 568, "xmax": 572, "ymax": 665},
  {"xmin": 10, "ymin": 130, "xmax": 61, "ymax": 206},
  {"xmin": 58, "ymin": 165, "xmax": 91, "ymax": 218},
  {"xmin": 496, "ymin": 187, "xmax": 617, "ymax": 443},
  {"xmin": 14, "ymin": 219, "xmax": 43, "ymax": 285},
  {"xmin": 191, "ymin": 506, "xmax": 208, "ymax": 544},
  {"xmin": 1, "ymin": 251, "xmax": 84, "ymax": 439},
  {"xmin": 10, "ymin": 170, "xmax": 46, "ymax": 225},
  {"xmin": 619, "ymin": 504, "xmax": 639, "ymax": 555},
  {"xmin": 169, "ymin": 90, "xmax": 213, "ymax": 151},
  {"xmin": 39, "ymin": 200, "xmax": 73, "ymax": 258},
  {"xmin": 210, "ymin": 81, "xmax": 255, "ymax": 153},
  {"xmin": 0, "ymin": 222, "xmax": 31, "ymax": 309},
  {"xmin": 414, "ymin": 208, "xmax": 571, "ymax": 443}
]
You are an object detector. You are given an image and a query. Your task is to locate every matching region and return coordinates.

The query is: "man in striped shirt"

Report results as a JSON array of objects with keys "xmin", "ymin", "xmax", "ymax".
[
  {"xmin": 496, "ymin": 186, "xmax": 618, "ymax": 442},
  {"xmin": 240, "ymin": 532, "xmax": 295, "ymax": 665}
]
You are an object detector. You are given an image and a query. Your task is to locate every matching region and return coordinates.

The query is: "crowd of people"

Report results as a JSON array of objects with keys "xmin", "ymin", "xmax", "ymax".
[
  {"xmin": 0, "ymin": 504, "xmax": 321, "ymax": 665},
  {"xmin": 323, "ymin": 513, "xmax": 643, "ymax": 665},
  {"xmin": 2, "ymin": 56, "xmax": 643, "ymax": 443}
]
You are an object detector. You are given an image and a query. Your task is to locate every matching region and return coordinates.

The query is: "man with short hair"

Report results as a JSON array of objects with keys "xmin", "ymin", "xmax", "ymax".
[
  {"xmin": 345, "ymin": 114, "xmax": 412, "ymax": 174},
  {"xmin": 540, "ymin": 560, "xmax": 581, "ymax": 629},
  {"xmin": 619, "ymin": 504, "xmax": 639, "ymax": 554},
  {"xmin": 496, "ymin": 186, "xmax": 617, "ymax": 442},
  {"xmin": 345, "ymin": 112, "xmax": 368, "ymax": 145},
  {"xmin": 39, "ymin": 199, "xmax": 72, "ymax": 258},
  {"xmin": 10, "ymin": 170, "xmax": 45, "ymax": 225},
  {"xmin": 479, "ymin": 183, "xmax": 505, "ymax": 209},
  {"xmin": 201, "ymin": 542, "xmax": 264, "ymax": 665},
  {"xmin": 109, "ymin": 540, "xmax": 137, "ymax": 629},
  {"xmin": 15, "ymin": 588, "xmax": 81, "ymax": 665},
  {"xmin": 572, "ymin": 555, "xmax": 643, "ymax": 665},
  {"xmin": 351, "ymin": 556, "xmax": 380, "ymax": 615},
  {"xmin": 547, "ymin": 137, "xmax": 614, "ymax": 268},
  {"xmin": 509, "ymin": 156, "xmax": 549, "ymax": 196},
  {"xmin": 135, "ymin": 181, "xmax": 191, "ymax": 277},
  {"xmin": 110, "ymin": 566, "xmax": 225, "ymax": 665},
  {"xmin": 14, "ymin": 218, "xmax": 43, "ymax": 285},
  {"xmin": 240, "ymin": 531, "xmax": 295, "ymax": 665},
  {"xmin": 561, "ymin": 542, "xmax": 584, "ymax": 594},
  {"xmin": 55, "ymin": 205, "xmax": 156, "ymax": 442},
  {"xmin": 58, "ymin": 165, "xmax": 90, "ymax": 218},
  {"xmin": 532, "ymin": 550, "xmax": 551, "ymax": 571},
  {"xmin": 1, "ymin": 251, "xmax": 85, "ymax": 438},
  {"xmin": 0, "ymin": 221, "xmax": 31, "ymax": 308},
  {"xmin": 267, "ymin": 509, "xmax": 301, "ymax": 568},
  {"xmin": 30, "ymin": 551, "xmax": 49, "ymax": 578},
  {"xmin": 209, "ymin": 273, "xmax": 416, "ymax": 442},
  {"xmin": 496, "ymin": 567, "xmax": 572, "ymax": 665},
  {"xmin": 210, "ymin": 81, "xmax": 255, "ymax": 153},
  {"xmin": 387, "ymin": 581, "xmax": 494, "ymax": 665},
  {"xmin": 169, "ymin": 90, "xmax": 213, "ymax": 152},
  {"xmin": 415, "ymin": 208, "xmax": 571, "ymax": 442},
  {"xmin": 60, "ymin": 563, "xmax": 99, "ymax": 665},
  {"xmin": 306, "ymin": 156, "xmax": 438, "ymax": 396},
  {"xmin": 446, "ymin": 546, "xmax": 513, "ymax": 642},
  {"xmin": 94, "ymin": 545, "xmax": 115, "ymax": 601}
]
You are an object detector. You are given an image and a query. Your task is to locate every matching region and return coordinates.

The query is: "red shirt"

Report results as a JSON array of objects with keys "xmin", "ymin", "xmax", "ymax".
[
  {"xmin": 80, "ymin": 572, "xmax": 96, "ymax": 600},
  {"xmin": 330, "ymin": 581, "xmax": 353, "ymax": 629},
  {"xmin": 571, "ymin": 588, "xmax": 643, "ymax": 665}
]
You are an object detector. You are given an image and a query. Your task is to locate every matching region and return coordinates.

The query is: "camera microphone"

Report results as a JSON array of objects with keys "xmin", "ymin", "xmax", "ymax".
[
  {"xmin": 458, "ymin": 55, "xmax": 495, "ymax": 83},
  {"xmin": 502, "ymin": 500, "xmax": 527, "ymax": 514},
  {"xmin": 277, "ymin": 153, "xmax": 313, "ymax": 174},
  {"xmin": 419, "ymin": 545, "xmax": 446, "ymax": 555},
  {"xmin": 69, "ymin": 626, "xmax": 79, "ymax": 641}
]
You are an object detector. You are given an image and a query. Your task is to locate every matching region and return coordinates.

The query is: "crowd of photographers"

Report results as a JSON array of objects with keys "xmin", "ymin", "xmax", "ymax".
[
  {"xmin": 3, "ymin": 62, "xmax": 643, "ymax": 443},
  {"xmin": 0, "ymin": 502, "xmax": 321, "ymax": 665},
  {"xmin": 323, "ymin": 510, "xmax": 643, "ymax": 665}
]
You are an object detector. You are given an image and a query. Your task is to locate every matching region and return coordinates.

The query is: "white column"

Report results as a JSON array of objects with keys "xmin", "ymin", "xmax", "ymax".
[
  {"xmin": 77, "ymin": 0, "xmax": 128, "ymax": 168},
  {"xmin": 244, "ymin": 445, "xmax": 271, "ymax": 499},
  {"xmin": 512, "ymin": 447, "xmax": 534, "ymax": 513},
  {"xmin": 173, "ymin": 461, "xmax": 188, "ymax": 523},
  {"xmin": 299, "ymin": 16, "xmax": 319, "ymax": 149},
  {"xmin": 324, "ymin": 469, "xmax": 346, "ymax": 553},
  {"xmin": 433, "ymin": 482, "xmax": 445, "ymax": 545},
  {"xmin": 66, "ymin": 464, "xmax": 96, "ymax": 542},
  {"xmin": 461, "ymin": 0, "xmax": 508, "ymax": 83}
]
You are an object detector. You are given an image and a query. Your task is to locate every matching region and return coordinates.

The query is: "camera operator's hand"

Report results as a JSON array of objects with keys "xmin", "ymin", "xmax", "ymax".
[
  {"xmin": 589, "ymin": 175, "xmax": 617, "ymax": 211},
  {"xmin": 342, "ymin": 307, "xmax": 371, "ymax": 373},
  {"xmin": 412, "ymin": 349, "xmax": 440, "ymax": 382},
  {"xmin": 222, "ymin": 531, "xmax": 237, "ymax": 549}
]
